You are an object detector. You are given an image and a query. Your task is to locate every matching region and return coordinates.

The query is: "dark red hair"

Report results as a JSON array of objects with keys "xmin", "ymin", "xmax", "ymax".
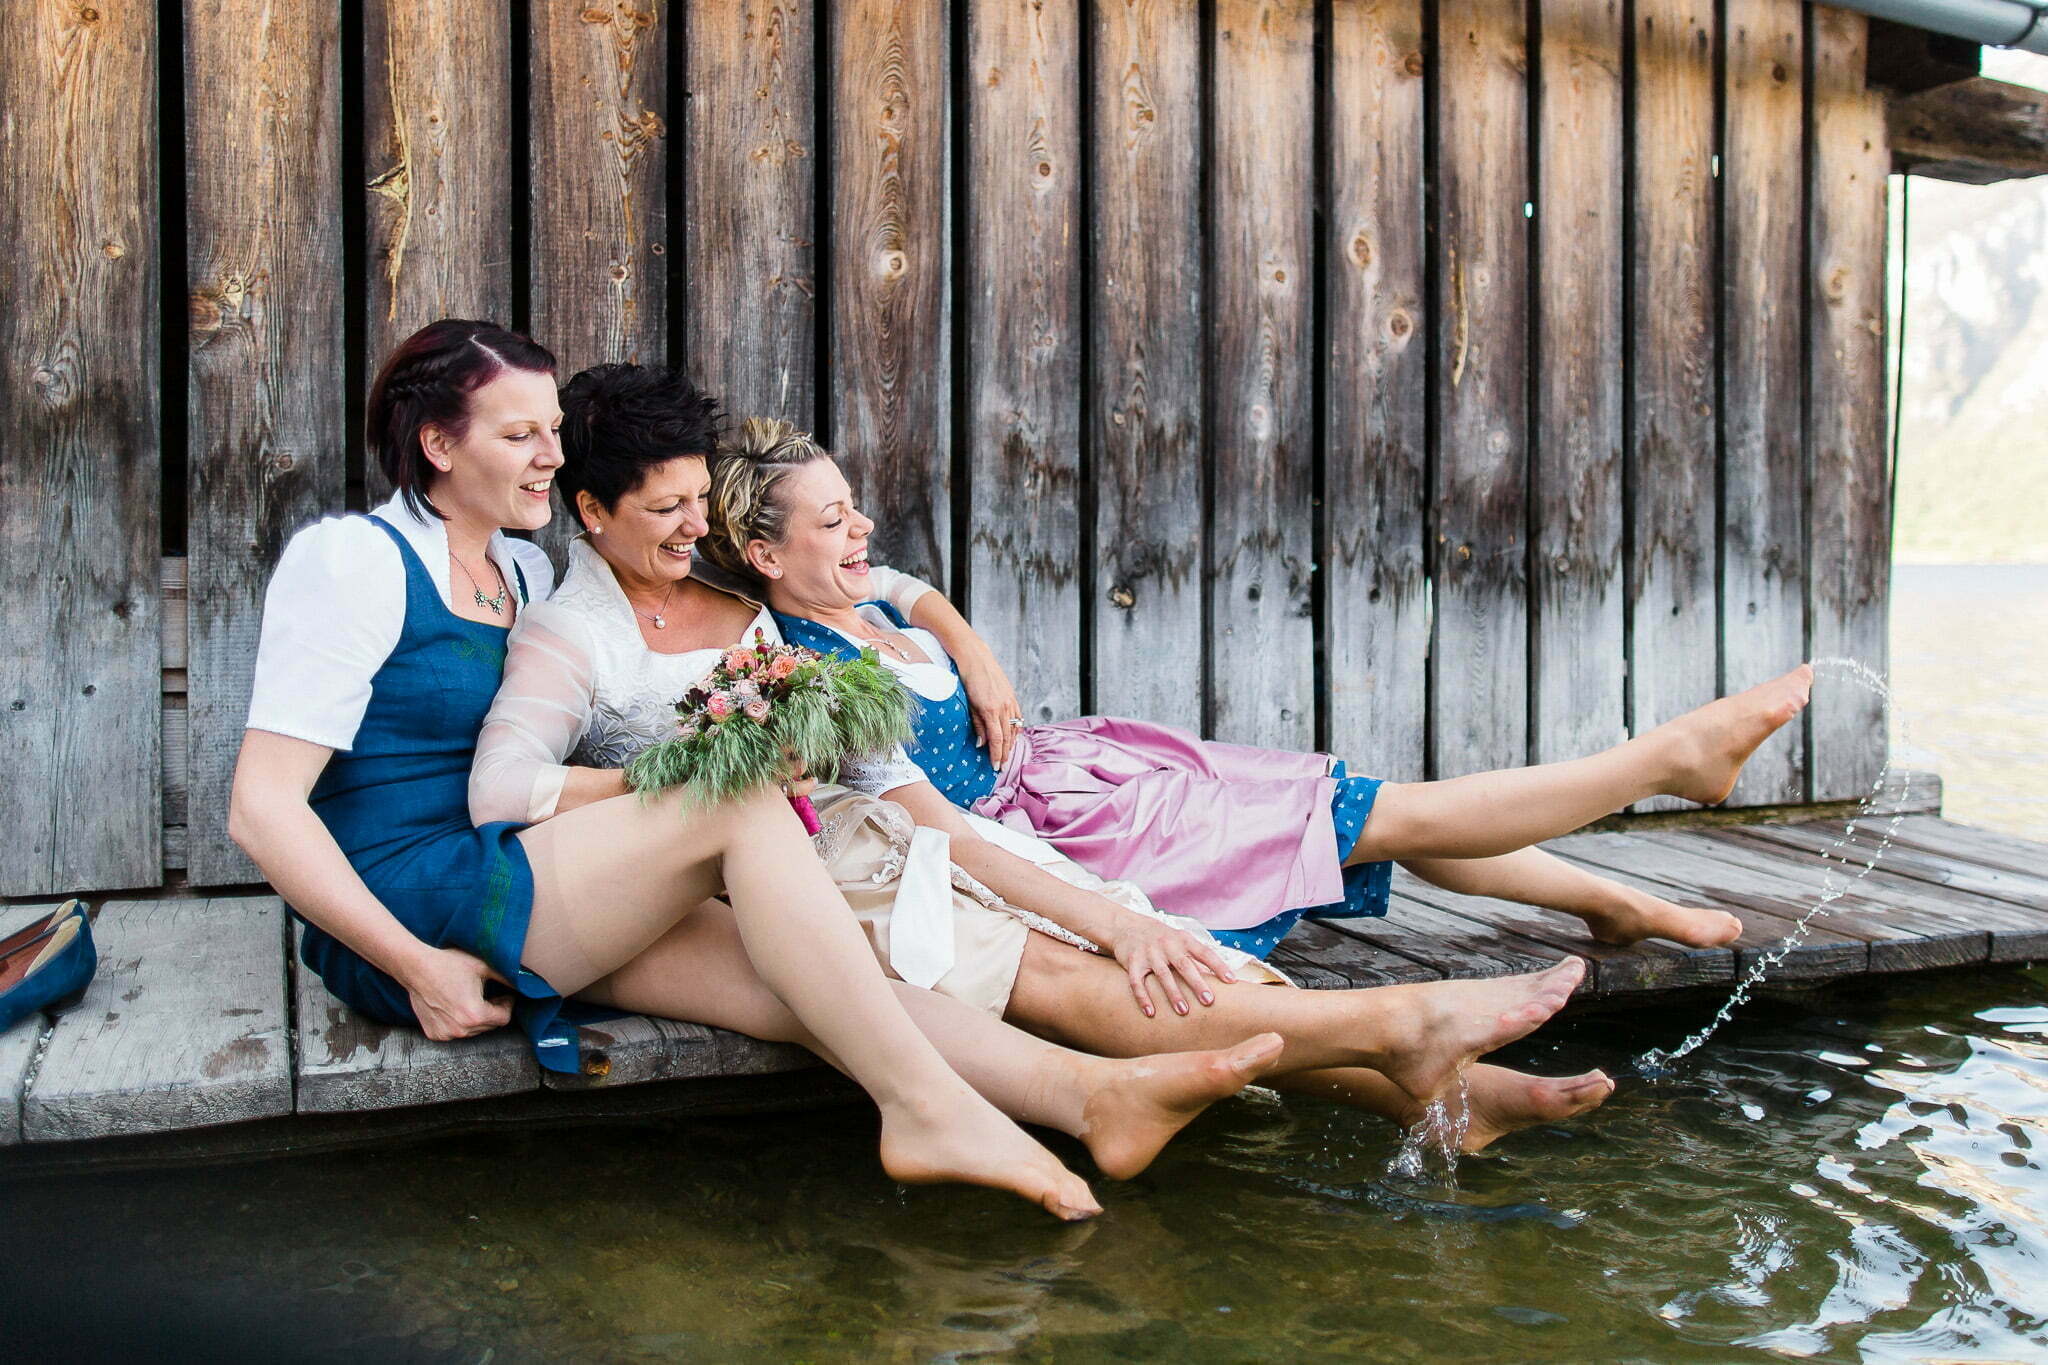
[{"xmin": 366, "ymin": 319, "xmax": 558, "ymax": 521}]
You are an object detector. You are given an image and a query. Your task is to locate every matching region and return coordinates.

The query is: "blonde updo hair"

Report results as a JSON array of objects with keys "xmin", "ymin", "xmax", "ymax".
[{"xmin": 703, "ymin": 416, "xmax": 834, "ymax": 583}]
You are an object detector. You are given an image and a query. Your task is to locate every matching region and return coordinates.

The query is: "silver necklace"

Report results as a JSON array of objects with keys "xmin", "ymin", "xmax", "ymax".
[
  {"xmin": 453, "ymin": 551, "xmax": 509, "ymax": 615},
  {"xmin": 629, "ymin": 582, "xmax": 678, "ymax": 630}
]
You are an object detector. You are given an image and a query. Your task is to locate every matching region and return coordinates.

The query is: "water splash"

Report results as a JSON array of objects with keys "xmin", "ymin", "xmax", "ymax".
[
  {"xmin": 1637, "ymin": 657, "xmax": 1910, "ymax": 1077},
  {"xmin": 1387, "ymin": 1069, "xmax": 1473, "ymax": 1186}
]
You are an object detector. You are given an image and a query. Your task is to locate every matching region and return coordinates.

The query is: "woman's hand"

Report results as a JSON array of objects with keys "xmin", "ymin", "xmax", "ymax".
[
  {"xmin": 404, "ymin": 945, "xmax": 515, "ymax": 1041},
  {"xmin": 952, "ymin": 640, "xmax": 1025, "ymax": 768},
  {"xmin": 780, "ymin": 751, "xmax": 818, "ymax": 801},
  {"xmin": 1104, "ymin": 915, "xmax": 1240, "ymax": 1018}
]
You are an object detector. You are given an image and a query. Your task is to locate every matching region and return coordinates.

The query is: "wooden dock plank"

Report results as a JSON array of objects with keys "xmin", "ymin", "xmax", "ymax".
[
  {"xmin": 292, "ymin": 921, "xmax": 539, "ymax": 1113},
  {"xmin": 1389, "ymin": 867, "xmax": 1734, "ymax": 996},
  {"xmin": 1877, "ymin": 816, "xmax": 2048, "ymax": 885},
  {"xmin": 0, "ymin": 904, "xmax": 66, "ymax": 1147},
  {"xmin": 1319, "ymin": 893, "xmax": 1591, "ymax": 993},
  {"xmin": 1724, "ymin": 822, "xmax": 2048, "ymax": 914},
  {"xmin": 1277, "ymin": 919, "xmax": 1446, "ymax": 989},
  {"xmin": 1325, "ymin": 0, "xmax": 1428, "ymax": 779},
  {"xmin": 541, "ymin": 1015, "xmax": 816, "ymax": 1093},
  {"xmin": 1548, "ymin": 831, "xmax": 1876, "ymax": 979},
  {"xmin": 24, "ymin": 900, "xmax": 290, "ymax": 1142}
]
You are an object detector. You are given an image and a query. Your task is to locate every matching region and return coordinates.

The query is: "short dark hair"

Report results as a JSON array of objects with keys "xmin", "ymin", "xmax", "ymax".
[
  {"xmin": 366, "ymin": 319, "xmax": 557, "ymax": 522},
  {"xmin": 556, "ymin": 363, "xmax": 726, "ymax": 517}
]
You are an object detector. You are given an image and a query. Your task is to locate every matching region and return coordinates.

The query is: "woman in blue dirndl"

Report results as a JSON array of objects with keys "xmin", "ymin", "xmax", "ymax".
[{"xmin": 231, "ymin": 319, "xmax": 1289, "ymax": 1219}]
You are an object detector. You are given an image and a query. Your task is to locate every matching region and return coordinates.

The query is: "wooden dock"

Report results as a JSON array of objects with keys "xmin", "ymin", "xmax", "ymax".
[{"xmin": 5, "ymin": 786, "xmax": 2045, "ymax": 1172}]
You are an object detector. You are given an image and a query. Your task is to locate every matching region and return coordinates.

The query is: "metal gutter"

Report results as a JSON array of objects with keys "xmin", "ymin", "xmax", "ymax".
[{"xmin": 1828, "ymin": 0, "xmax": 2048, "ymax": 55}]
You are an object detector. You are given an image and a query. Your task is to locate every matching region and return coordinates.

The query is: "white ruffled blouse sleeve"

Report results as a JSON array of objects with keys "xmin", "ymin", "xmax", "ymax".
[
  {"xmin": 867, "ymin": 564, "xmax": 936, "ymax": 618},
  {"xmin": 245, "ymin": 517, "xmax": 404, "ymax": 751},
  {"xmin": 469, "ymin": 599, "xmax": 599, "ymax": 825}
]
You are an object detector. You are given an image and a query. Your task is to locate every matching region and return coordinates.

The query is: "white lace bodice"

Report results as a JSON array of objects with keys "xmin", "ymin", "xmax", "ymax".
[{"xmin": 469, "ymin": 538, "xmax": 929, "ymax": 825}]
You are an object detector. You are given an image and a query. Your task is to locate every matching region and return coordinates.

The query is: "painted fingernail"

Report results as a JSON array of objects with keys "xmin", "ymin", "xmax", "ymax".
[{"xmin": 1201, "ymin": 993, "xmax": 1213, "ymax": 1005}]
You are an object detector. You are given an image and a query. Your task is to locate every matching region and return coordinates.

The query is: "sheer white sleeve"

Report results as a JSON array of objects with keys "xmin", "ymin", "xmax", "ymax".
[
  {"xmin": 837, "ymin": 744, "xmax": 928, "ymax": 797},
  {"xmin": 867, "ymin": 564, "xmax": 936, "ymax": 617},
  {"xmin": 469, "ymin": 601, "xmax": 599, "ymax": 826}
]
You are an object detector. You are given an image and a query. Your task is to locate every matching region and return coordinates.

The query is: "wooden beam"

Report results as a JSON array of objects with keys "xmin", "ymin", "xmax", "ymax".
[{"xmin": 1890, "ymin": 75, "xmax": 2048, "ymax": 183}]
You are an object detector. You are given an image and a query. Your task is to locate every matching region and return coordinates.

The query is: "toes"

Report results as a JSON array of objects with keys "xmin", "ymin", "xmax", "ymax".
[{"xmin": 1230, "ymin": 1032, "xmax": 1286, "ymax": 1077}]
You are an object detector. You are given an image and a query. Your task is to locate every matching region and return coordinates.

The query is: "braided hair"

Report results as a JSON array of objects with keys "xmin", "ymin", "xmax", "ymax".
[
  {"xmin": 366, "ymin": 319, "xmax": 557, "ymax": 522},
  {"xmin": 702, "ymin": 417, "xmax": 832, "ymax": 584}
]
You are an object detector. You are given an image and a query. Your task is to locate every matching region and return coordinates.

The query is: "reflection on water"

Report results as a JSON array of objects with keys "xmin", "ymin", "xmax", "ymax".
[{"xmin": 3, "ymin": 566, "xmax": 2044, "ymax": 1362}]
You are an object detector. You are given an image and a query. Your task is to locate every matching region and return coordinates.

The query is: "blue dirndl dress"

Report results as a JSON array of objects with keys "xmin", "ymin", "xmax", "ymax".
[
  {"xmin": 773, "ymin": 602, "xmax": 1393, "ymax": 962},
  {"xmin": 294, "ymin": 515, "xmax": 587, "ymax": 1074}
]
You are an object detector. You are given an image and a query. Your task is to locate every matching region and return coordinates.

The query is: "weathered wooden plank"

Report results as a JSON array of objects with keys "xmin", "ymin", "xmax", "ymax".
[
  {"xmin": 0, "ymin": 0, "xmax": 162, "ymax": 896},
  {"xmin": 1889, "ymin": 74, "xmax": 2048, "ymax": 185},
  {"xmin": 828, "ymin": 0, "xmax": 951, "ymax": 584},
  {"xmin": 1628, "ymin": 0, "xmax": 1718, "ymax": 811},
  {"xmin": 292, "ymin": 921, "xmax": 539, "ymax": 1112},
  {"xmin": 0, "ymin": 904, "xmax": 66, "ymax": 1146},
  {"xmin": 185, "ymin": 0, "xmax": 345, "ymax": 886},
  {"xmin": 1722, "ymin": 822, "xmax": 2048, "ymax": 914},
  {"xmin": 1390, "ymin": 865, "xmax": 1733, "ymax": 996},
  {"xmin": 1720, "ymin": 0, "xmax": 1807, "ymax": 805},
  {"xmin": 363, "ymin": 0, "xmax": 512, "ymax": 503},
  {"xmin": 24, "ymin": 899, "xmax": 290, "ymax": 1141},
  {"xmin": 1090, "ymin": 0, "xmax": 1203, "ymax": 731},
  {"xmin": 161, "ymin": 556, "xmax": 188, "ymax": 683},
  {"xmin": 1277, "ymin": 919, "xmax": 1445, "ymax": 989},
  {"xmin": 1208, "ymin": 0, "xmax": 1314, "ymax": 749},
  {"xmin": 1882, "ymin": 815, "xmax": 2048, "ymax": 884},
  {"xmin": 1322, "ymin": 893, "xmax": 1591, "ymax": 991},
  {"xmin": 963, "ymin": 0, "xmax": 1083, "ymax": 724},
  {"xmin": 1432, "ymin": 0, "xmax": 1529, "ymax": 777},
  {"xmin": 1682, "ymin": 825, "xmax": 2048, "ymax": 965},
  {"xmin": 1531, "ymin": 0, "xmax": 1627, "ymax": 769},
  {"xmin": 1806, "ymin": 8, "xmax": 1890, "ymax": 802},
  {"xmin": 530, "ymin": 0, "xmax": 670, "ymax": 560},
  {"xmin": 1549, "ymin": 830, "xmax": 1874, "ymax": 979},
  {"xmin": 684, "ymin": 0, "xmax": 817, "ymax": 420},
  {"xmin": 539, "ymin": 1013, "xmax": 816, "ymax": 1092},
  {"xmin": 1325, "ymin": 0, "xmax": 1428, "ymax": 777}
]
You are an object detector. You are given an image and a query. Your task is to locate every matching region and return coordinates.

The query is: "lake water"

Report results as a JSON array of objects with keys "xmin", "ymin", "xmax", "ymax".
[{"xmin": 5, "ymin": 565, "xmax": 2045, "ymax": 1362}]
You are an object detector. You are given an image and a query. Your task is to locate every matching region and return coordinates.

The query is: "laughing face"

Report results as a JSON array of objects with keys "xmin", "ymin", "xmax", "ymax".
[
  {"xmin": 422, "ymin": 367, "xmax": 564, "ymax": 534},
  {"xmin": 751, "ymin": 458, "xmax": 876, "ymax": 612},
  {"xmin": 582, "ymin": 454, "xmax": 713, "ymax": 594}
]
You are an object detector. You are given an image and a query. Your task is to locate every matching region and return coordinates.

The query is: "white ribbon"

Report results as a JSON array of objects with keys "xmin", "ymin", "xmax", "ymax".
[
  {"xmin": 889, "ymin": 825, "xmax": 958, "ymax": 989},
  {"xmin": 962, "ymin": 810, "xmax": 1064, "ymax": 866}
]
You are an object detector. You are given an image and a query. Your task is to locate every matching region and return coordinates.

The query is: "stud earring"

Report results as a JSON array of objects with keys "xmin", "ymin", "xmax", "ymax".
[{"xmin": 588, "ymin": 523, "xmax": 602, "ymax": 535}]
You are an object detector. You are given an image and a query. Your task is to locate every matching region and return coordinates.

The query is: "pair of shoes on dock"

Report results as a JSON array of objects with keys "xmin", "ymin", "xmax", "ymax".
[{"xmin": 0, "ymin": 900, "xmax": 96, "ymax": 1033}]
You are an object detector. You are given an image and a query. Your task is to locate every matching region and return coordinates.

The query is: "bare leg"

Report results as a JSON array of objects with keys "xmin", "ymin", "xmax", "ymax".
[
  {"xmin": 1401, "ymin": 847, "xmax": 1742, "ymax": 949},
  {"xmin": 1267, "ymin": 1066, "xmax": 1615, "ymax": 1153},
  {"xmin": 519, "ymin": 785, "xmax": 1097, "ymax": 1216},
  {"xmin": 1349, "ymin": 665, "xmax": 1813, "ymax": 862},
  {"xmin": 576, "ymin": 900, "xmax": 1286, "ymax": 1178},
  {"xmin": 1002, "ymin": 934, "xmax": 1586, "ymax": 1102}
]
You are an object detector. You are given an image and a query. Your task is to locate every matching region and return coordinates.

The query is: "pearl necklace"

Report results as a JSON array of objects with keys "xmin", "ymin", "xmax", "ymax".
[{"xmin": 628, "ymin": 581, "xmax": 678, "ymax": 630}]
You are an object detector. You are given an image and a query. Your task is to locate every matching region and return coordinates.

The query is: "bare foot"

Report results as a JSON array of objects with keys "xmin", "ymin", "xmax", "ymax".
[
  {"xmin": 1660, "ymin": 664, "xmax": 1814, "ymax": 806},
  {"xmin": 1399, "ymin": 1063, "xmax": 1615, "ymax": 1152},
  {"xmin": 1578, "ymin": 890, "xmax": 1743, "ymax": 949},
  {"xmin": 1078, "ymin": 1033, "xmax": 1286, "ymax": 1180},
  {"xmin": 1374, "ymin": 958, "xmax": 1586, "ymax": 1103},
  {"xmin": 878, "ymin": 1091, "xmax": 1103, "ymax": 1220}
]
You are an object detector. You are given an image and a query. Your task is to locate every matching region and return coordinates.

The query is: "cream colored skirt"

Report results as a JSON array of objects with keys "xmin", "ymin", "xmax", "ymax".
[{"xmin": 807, "ymin": 787, "xmax": 1289, "ymax": 1015}]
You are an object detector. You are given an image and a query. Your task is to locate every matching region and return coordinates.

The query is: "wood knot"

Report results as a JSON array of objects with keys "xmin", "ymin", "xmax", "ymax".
[
  {"xmin": 1457, "ymin": 545, "xmax": 1472, "ymax": 560},
  {"xmin": 1108, "ymin": 585, "xmax": 1136, "ymax": 609},
  {"xmin": 1771, "ymin": 62, "xmax": 1789, "ymax": 83},
  {"xmin": 1273, "ymin": 269, "xmax": 1287, "ymax": 283},
  {"xmin": 1388, "ymin": 310, "xmax": 1413, "ymax": 338},
  {"xmin": 610, "ymin": 263, "xmax": 630, "ymax": 281},
  {"xmin": 82, "ymin": 684, "xmax": 97, "ymax": 696},
  {"xmin": 1404, "ymin": 51, "xmax": 1425, "ymax": 77},
  {"xmin": 1350, "ymin": 233, "xmax": 1372, "ymax": 267},
  {"xmin": 101, "ymin": 240, "xmax": 125, "ymax": 260},
  {"xmin": 582, "ymin": 1050, "xmax": 612, "ymax": 1078},
  {"xmin": 77, "ymin": 5, "xmax": 99, "ymax": 22},
  {"xmin": 879, "ymin": 250, "xmax": 907, "ymax": 279},
  {"xmin": 272, "ymin": 453, "xmax": 296, "ymax": 473}
]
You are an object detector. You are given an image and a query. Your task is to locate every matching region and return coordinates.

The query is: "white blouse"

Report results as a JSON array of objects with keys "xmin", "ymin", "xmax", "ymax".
[
  {"xmin": 245, "ymin": 492, "xmax": 557, "ymax": 752},
  {"xmin": 831, "ymin": 608, "xmax": 966, "ymax": 796},
  {"xmin": 467, "ymin": 537, "xmax": 936, "ymax": 826}
]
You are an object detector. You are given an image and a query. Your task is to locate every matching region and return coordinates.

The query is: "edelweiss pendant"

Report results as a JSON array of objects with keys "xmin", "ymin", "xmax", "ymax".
[{"xmin": 475, "ymin": 587, "xmax": 508, "ymax": 615}]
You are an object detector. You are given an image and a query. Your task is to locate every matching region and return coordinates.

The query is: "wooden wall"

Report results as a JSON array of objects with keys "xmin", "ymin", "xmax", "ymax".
[{"xmin": 0, "ymin": 0, "xmax": 1894, "ymax": 896}]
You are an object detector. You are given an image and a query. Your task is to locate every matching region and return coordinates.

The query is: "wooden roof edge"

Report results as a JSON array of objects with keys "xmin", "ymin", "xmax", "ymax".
[{"xmin": 1889, "ymin": 74, "xmax": 2048, "ymax": 183}]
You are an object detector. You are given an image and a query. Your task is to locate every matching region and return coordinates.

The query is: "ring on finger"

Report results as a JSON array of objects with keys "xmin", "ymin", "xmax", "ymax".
[{"xmin": 1007, "ymin": 716, "xmax": 1023, "ymax": 729}]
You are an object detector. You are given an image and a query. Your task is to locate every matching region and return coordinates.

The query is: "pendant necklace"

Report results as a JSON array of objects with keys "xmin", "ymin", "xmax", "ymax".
[
  {"xmin": 453, "ymin": 550, "xmax": 510, "ymax": 615},
  {"xmin": 631, "ymin": 582, "xmax": 678, "ymax": 630}
]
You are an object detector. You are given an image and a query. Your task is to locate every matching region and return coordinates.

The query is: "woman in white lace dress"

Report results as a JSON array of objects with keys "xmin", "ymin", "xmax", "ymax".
[{"xmin": 472, "ymin": 366, "xmax": 1606, "ymax": 1153}]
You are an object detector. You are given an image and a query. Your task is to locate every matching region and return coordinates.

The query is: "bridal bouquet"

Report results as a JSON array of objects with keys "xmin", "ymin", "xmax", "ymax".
[{"xmin": 624, "ymin": 631, "xmax": 914, "ymax": 835}]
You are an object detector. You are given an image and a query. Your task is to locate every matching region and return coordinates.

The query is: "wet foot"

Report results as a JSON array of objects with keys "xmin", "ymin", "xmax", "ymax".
[
  {"xmin": 879, "ymin": 1092, "xmax": 1103, "ymax": 1220},
  {"xmin": 1375, "ymin": 958, "xmax": 1586, "ymax": 1103},
  {"xmin": 1661, "ymin": 664, "xmax": 1814, "ymax": 806},
  {"xmin": 1579, "ymin": 892, "xmax": 1743, "ymax": 949},
  {"xmin": 1078, "ymin": 1033, "xmax": 1286, "ymax": 1180},
  {"xmin": 1399, "ymin": 1063, "xmax": 1616, "ymax": 1152}
]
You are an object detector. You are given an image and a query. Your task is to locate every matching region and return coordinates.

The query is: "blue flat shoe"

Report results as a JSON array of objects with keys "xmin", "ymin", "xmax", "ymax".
[{"xmin": 0, "ymin": 900, "xmax": 95, "ymax": 1034}]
